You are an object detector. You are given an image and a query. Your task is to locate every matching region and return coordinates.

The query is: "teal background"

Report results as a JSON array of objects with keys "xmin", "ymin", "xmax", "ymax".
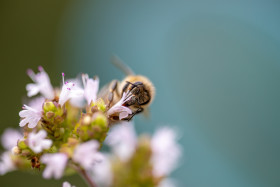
[{"xmin": 1, "ymin": 1, "xmax": 280, "ymax": 187}]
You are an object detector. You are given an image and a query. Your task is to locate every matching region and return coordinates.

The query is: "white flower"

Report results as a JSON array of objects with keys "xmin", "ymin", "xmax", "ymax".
[
  {"xmin": 73, "ymin": 140, "xmax": 103, "ymax": 170},
  {"xmin": 62, "ymin": 181, "xmax": 75, "ymax": 187},
  {"xmin": 105, "ymin": 122, "xmax": 137, "ymax": 161},
  {"xmin": 59, "ymin": 73, "xmax": 84, "ymax": 106},
  {"xmin": 0, "ymin": 152, "xmax": 16, "ymax": 175},
  {"xmin": 82, "ymin": 74, "xmax": 99, "ymax": 105},
  {"xmin": 107, "ymin": 92, "xmax": 133, "ymax": 120},
  {"xmin": 90, "ymin": 154, "xmax": 112, "ymax": 187},
  {"xmin": 151, "ymin": 127, "xmax": 182, "ymax": 177},
  {"xmin": 26, "ymin": 66, "xmax": 54, "ymax": 100},
  {"xmin": 41, "ymin": 153, "xmax": 68, "ymax": 179},
  {"xmin": 28, "ymin": 96, "xmax": 45, "ymax": 111},
  {"xmin": 19, "ymin": 105, "xmax": 42, "ymax": 128},
  {"xmin": 1, "ymin": 128, "xmax": 22, "ymax": 150},
  {"xmin": 28, "ymin": 130, "xmax": 52, "ymax": 153},
  {"xmin": 68, "ymin": 78, "xmax": 85, "ymax": 107}
]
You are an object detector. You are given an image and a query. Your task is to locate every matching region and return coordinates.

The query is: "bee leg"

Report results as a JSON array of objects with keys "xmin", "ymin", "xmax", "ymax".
[
  {"xmin": 107, "ymin": 80, "xmax": 118, "ymax": 109},
  {"xmin": 127, "ymin": 106, "xmax": 143, "ymax": 121},
  {"xmin": 121, "ymin": 81, "xmax": 130, "ymax": 96}
]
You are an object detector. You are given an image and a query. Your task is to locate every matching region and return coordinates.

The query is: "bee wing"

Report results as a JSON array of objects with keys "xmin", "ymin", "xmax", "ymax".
[
  {"xmin": 98, "ymin": 80, "xmax": 120, "ymax": 106},
  {"xmin": 111, "ymin": 55, "xmax": 135, "ymax": 76},
  {"xmin": 97, "ymin": 82, "xmax": 111, "ymax": 103},
  {"xmin": 142, "ymin": 107, "xmax": 150, "ymax": 119}
]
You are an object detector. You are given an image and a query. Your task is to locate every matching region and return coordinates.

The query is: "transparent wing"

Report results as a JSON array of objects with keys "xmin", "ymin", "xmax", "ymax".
[{"xmin": 111, "ymin": 55, "xmax": 135, "ymax": 76}]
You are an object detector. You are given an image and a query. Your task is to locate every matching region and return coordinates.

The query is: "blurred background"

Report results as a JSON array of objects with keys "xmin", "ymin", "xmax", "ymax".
[{"xmin": 1, "ymin": 1, "xmax": 280, "ymax": 187}]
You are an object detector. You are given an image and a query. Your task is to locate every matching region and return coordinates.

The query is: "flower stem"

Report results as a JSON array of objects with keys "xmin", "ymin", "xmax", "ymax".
[{"xmin": 76, "ymin": 166, "xmax": 98, "ymax": 187}]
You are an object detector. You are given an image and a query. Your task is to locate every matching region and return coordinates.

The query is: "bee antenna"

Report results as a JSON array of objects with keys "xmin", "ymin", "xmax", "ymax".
[{"xmin": 111, "ymin": 55, "xmax": 135, "ymax": 76}]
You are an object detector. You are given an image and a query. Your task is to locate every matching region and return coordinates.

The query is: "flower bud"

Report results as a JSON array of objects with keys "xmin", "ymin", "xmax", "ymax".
[
  {"xmin": 18, "ymin": 140, "xmax": 27, "ymax": 149},
  {"xmin": 59, "ymin": 138, "xmax": 79, "ymax": 157},
  {"xmin": 43, "ymin": 102, "xmax": 56, "ymax": 113},
  {"xmin": 12, "ymin": 146, "xmax": 21, "ymax": 155},
  {"xmin": 74, "ymin": 113, "xmax": 108, "ymax": 143},
  {"xmin": 89, "ymin": 98, "xmax": 106, "ymax": 113},
  {"xmin": 92, "ymin": 113, "xmax": 107, "ymax": 128},
  {"xmin": 46, "ymin": 111, "xmax": 55, "ymax": 119},
  {"xmin": 54, "ymin": 128, "xmax": 65, "ymax": 139}
]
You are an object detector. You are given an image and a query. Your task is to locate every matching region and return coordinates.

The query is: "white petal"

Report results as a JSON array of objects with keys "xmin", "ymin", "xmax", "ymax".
[
  {"xmin": 27, "ymin": 117, "xmax": 41, "ymax": 128},
  {"xmin": 105, "ymin": 122, "xmax": 137, "ymax": 161},
  {"xmin": 90, "ymin": 154, "xmax": 112, "ymax": 187},
  {"xmin": 0, "ymin": 152, "xmax": 16, "ymax": 175},
  {"xmin": 151, "ymin": 127, "xmax": 182, "ymax": 177},
  {"xmin": 62, "ymin": 182, "xmax": 75, "ymax": 187},
  {"xmin": 19, "ymin": 118, "xmax": 29, "ymax": 127},
  {"xmin": 19, "ymin": 105, "xmax": 42, "ymax": 129},
  {"xmin": 28, "ymin": 96, "xmax": 45, "ymax": 111},
  {"xmin": 19, "ymin": 110, "xmax": 31, "ymax": 118},
  {"xmin": 41, "ymin": 139, "xmax": 52, "ymax": 150},
  {"xmin": 73, "ymin": 140, "xmax": 103, "ymax": 170},
  {"xmin": 84, "ymin": 77, "xmax": 99, "ymax": 105},
  {"xmin": 59, "ymin": 80, "xmax": 84, "ymax": 106},
  {"xmin": 41, "ymin": 153, "xmax": 68, "ymax": 179},
  {"xmin": 28, "ymin": 130, "xmax": 52, "ymax": 153},
  {"xmin": 107, "ymin": 92, "xmax": 132, "ymax": 120},
  {"xmin": 1, "ymin": 128, "xmax": 23, "ymax": 150},
  {"xmin": 26, "ymin": 83, "xmax": 40, "ymax": 97},
  {"xmin": 26, "ymin": 67, "xmax": 54, "ymax": 100}
]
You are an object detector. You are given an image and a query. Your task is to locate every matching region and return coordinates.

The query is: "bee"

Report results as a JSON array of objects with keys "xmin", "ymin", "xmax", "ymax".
[{"xmin": 99, "ymin": 55, "xmax": 155, "ymax": 121}]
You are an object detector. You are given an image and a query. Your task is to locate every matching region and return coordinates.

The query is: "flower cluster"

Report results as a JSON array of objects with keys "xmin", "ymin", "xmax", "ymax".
[{"xmin": 0, "ymin": 67, "xmax": 182, "ymax": 187}]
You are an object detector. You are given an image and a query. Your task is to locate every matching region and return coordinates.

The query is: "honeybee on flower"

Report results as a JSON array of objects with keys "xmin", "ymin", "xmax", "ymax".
[{"xmin": 0, "ymin": 63, "xmax": 181, "ymax": 187}]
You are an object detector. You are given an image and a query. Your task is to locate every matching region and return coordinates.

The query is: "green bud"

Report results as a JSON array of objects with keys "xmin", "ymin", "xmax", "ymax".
[
  {"xmin": 54, "ymin": 128, "xmax": 65, "ymax": 139},
  {"xmin": 48, "ymin": 145, "xmax": 58, "ymax": 153},
  {"xmin": 20, "ymin": 149, "xmax": 31, "ymax": 157},
  {"xmin": 74, "ymin": 113, "xmax": 108, "ymax": 143},
  {"xmin": 43, "ymin": 101, "xmax": 56, "ymax": 113},
  {"xmin": 90, "ymin": 98, "xmax": 106, "ymax": 113},
  {"xmin": 18, "ymin": 140, "xmax": 27, "ymax": 149},
  {"xmin": 54, "ymin": 116, "xmax": 64, "ymax": 124},
  {"xmin": 96, "ymin": 99, "xmax": 106, "ymax": 112},
  {"xmin": 92, "ymin": 113, "xmax": 107, "ymax": 128},
  {"xmin": 46, "ymin": 111, "xmax": 55, "ymax": 119}
]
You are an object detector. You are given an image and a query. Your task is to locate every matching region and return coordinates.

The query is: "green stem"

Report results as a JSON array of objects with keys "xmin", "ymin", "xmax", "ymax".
[{"xmin": 74, "ymin": 165, "xmax": 98, "ymax": 187}]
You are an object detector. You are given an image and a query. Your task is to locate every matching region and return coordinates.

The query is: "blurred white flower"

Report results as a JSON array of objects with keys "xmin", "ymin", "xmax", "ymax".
[
  {"xmin": 0, "ymin": 152, "xmax": 16, "ymax": 175},
  {"xmin": 158, "ymin": 178, "xmax": 177, "ymax": 187},
  {"xmin": 151, "ymin": 127, "xmax": 182, "ymax": 177},
  {"xmin": 82, "ymin": 74, "xmax": 99, "ymax": 105},
  {"xmin": 28, "ymin": 130, "xmax": 52, "ymax": 153},
  {"xmin": 28, "ymin": 96, "xmax": 45, "ymax": 111},
  {"xmin": 1, "ymin": 128, "xmax": 22, "ymax": 150},
  {"xmin": 62, "ymin": 181, "xmax": 75, "ymax": 187},
  {"xmin": 90, "ymin": 154, "xmax": 112, "ymax": 187},
  {"xmin": 19, "ymin": 105, "xmax": 42, "ymax": 128},
  {"xmin": 105, "ymin": 122, "xmax": 137, "ymax": 161},
  {"xmin": 107, "ymin": 92, "xmax": 132, "ymax": 120},
  {"xmin": 59, "ymin": 73, "xmax": 84, "ymax": 106},
  {"xmin": 41, "ymin": 153, "xmax": 68, "ymax": 179},
  {"xmin": 73, "ymin": 140, "xmax": 103, "ymax": 170},
  {"xmin": 26, "ymin": 66, "xmax": 54, "ymax": 100}
]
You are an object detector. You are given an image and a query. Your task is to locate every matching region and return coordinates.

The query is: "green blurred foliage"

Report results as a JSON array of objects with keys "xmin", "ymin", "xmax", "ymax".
[{"xmin": 0, "ymin": 1, "xmax": 87, "ymax": 186}]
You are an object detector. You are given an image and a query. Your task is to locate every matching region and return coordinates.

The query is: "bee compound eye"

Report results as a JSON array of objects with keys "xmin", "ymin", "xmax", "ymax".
[{"xmin": 134, "ymin": 81, "xmax": 143, "ymax": 86}]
